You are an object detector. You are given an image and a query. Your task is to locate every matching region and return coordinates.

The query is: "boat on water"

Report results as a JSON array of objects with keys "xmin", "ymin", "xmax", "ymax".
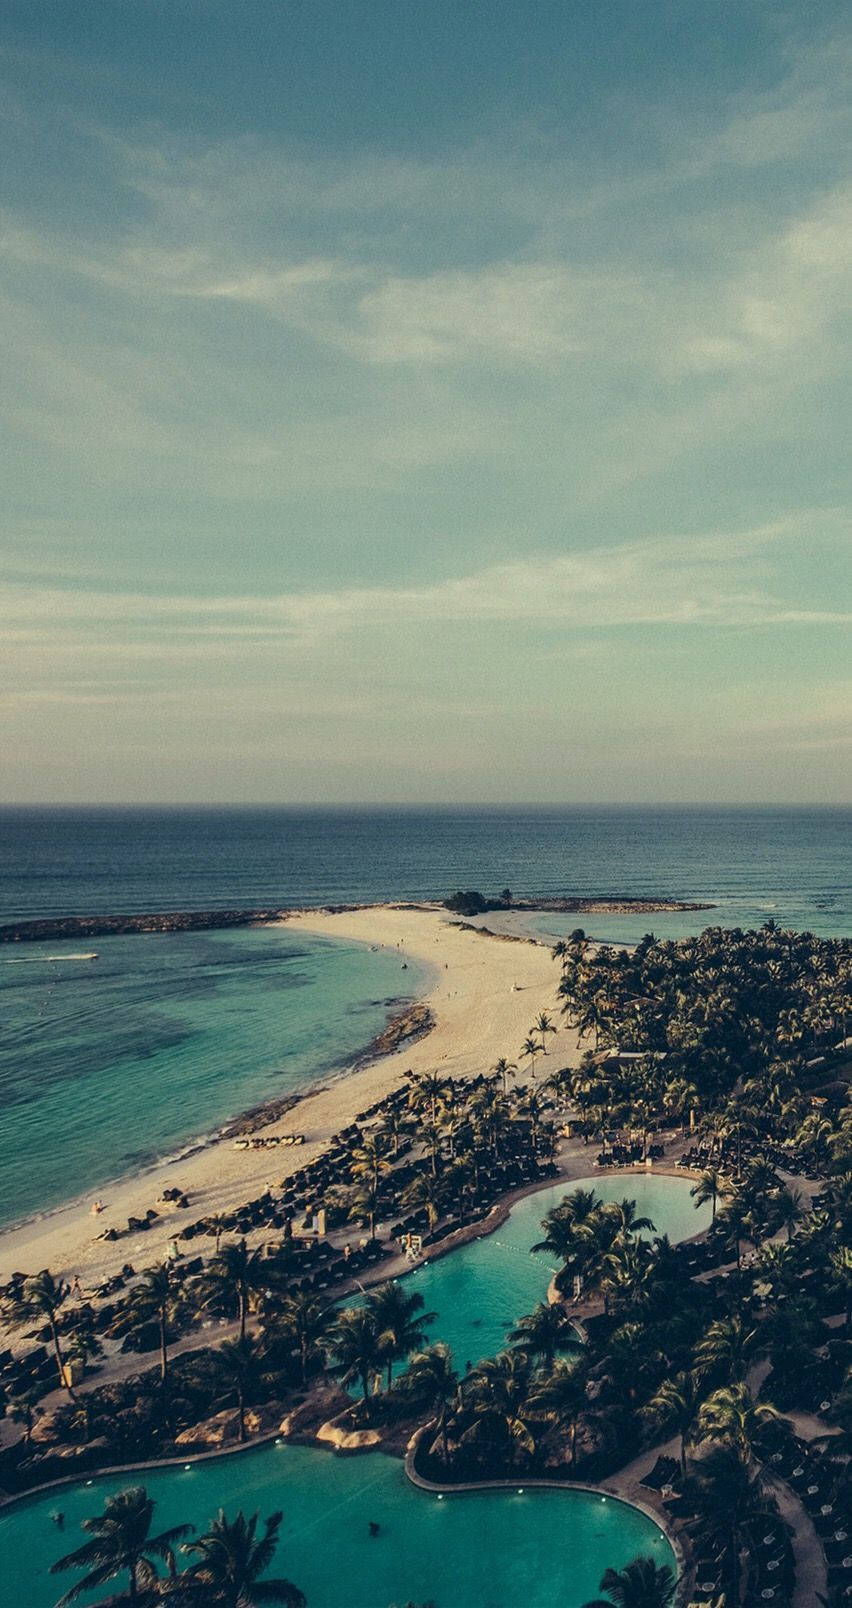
[{"xmin": 3, "ymin": 951, "xmax": 98, "ymax": 962}]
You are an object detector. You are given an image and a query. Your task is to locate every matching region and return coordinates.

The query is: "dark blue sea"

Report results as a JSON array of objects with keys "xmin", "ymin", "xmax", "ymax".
[
  {"xmin": 0, "ymin": 807, "xmax": 848, "ymax": 1228},
  {"xmin": 1, "ymin": 805, "xmax": 849, "ymax": 929}
]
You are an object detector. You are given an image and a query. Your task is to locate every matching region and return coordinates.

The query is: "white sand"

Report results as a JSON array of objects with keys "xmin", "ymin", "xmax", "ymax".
[{"xmin": 0, "ymin": 906, "xmax": 578, "ymax": 1290}]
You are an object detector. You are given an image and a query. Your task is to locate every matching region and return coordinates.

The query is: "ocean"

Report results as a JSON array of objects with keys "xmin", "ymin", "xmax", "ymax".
[{"xmin": 0, "ymin": 806, "xmax": 848, "ymax": 1230}]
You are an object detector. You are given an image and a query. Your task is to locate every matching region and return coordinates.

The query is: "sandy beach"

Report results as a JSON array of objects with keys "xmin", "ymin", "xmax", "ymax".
[{"xmin": 0, "ymin": 905, "xmax": 579, "ymax": 1290}]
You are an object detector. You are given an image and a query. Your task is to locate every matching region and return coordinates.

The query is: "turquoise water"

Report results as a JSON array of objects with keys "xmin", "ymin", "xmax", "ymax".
[
  {"xmin": 2, "ymin": 804, "xmax": 846, "ymax": 1233},
  {"xmin": 0, "ymin": 1442, "xmax": 676, "ymax": 1608},
  {"xmin": 365, "ymin": 1173, "xmax": 712, "ymax": 1372},
  {"xmin": 524, "ymin": 899, "xmax": 851, "ymax": 946},
  {"xmin": 0, "ymin": 927, "xmax": 431, "ymax": 1229}
]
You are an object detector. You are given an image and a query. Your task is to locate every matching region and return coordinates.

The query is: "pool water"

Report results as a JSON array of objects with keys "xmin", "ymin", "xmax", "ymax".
[
  {"xmin": 0, "ymin": 1443, "xmax": 676, "ymax": 1608},
  {"xmin": 383, "ymin": 1171, "xmax": 712, "ymax": 1371}
]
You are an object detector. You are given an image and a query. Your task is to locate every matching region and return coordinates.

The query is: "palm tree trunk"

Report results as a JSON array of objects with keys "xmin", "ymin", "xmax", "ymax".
[
  {"xmin": 50, "ymin": 1319, "xmax": 73, "ymax": 1398},
  {"xmin": 159, "ymin": 1310, "xmax": 169, "ymax": 1387},
  {"xmin": 239, "ymin": 1289, "xmax": 247, "ymax": 1343},
  {"xmin": 238, "ymin": 1385, "xmax": 246, "ymax": 1443}
]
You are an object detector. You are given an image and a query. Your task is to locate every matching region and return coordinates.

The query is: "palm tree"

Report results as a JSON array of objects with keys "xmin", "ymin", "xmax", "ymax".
[
  {"xmin": 333, "ymin": 1306, "xmax": 383, "ymax": 1401},
  {"xmin": 350, "ymin": 1134, "xmax": 391, "ymax": 1195},
  {"xmin": 113, "ymin": 1262, "xmax": 182, "ymax": 1393},
  {"xmin": 640, "ymin": 1371, "xmax": 703, "ymax": 1477},
  {"xmin": 2, "ymin": 1269, "xmax": 73, "ymax": 1395},
  {"xmin": 715, "ymin": 1193, "xmax": 749, "ymax": 1268},
  {"xmin": 400, "ymin": 1171, "xmax": 446, "ymax": 1231},
  {"xmin": 9, "ymin": 1386, "xmax": 41, "ymax": 1446},
  {"xmin": 407, "ymin": 1071, "xmax": 447, "ymax": 1124},
  {"xmin": 212, "ymin": 1337, "xmax": 262, "ymax": 1444},
  {"xmin": 347, "ymin": 1178, "xmax": 382, "ymax": 1240},
  {"xmin": 690, "ymin": 1166, "xmax": 727, "ymax": 1223},
  {"xmin": 534, "ymin": 1013, "xmax": 557, "ymax": 1053},
  {"xmin": 419, "ymin": 1118, "xmax": 445, "ymax": 1177},
  {"xmin": 520, "ymin": 1035, "xmax": 542, "ymax": 1081},
  {"xmin": 693, "ymin": 1314, "xmax": 763, "ymax": 1384},
  {"xmin": 582, "ymin": 1556, "xmax": 676, "ymax": 1608},
  {"xmin": 492, "ymin": 1057, "xmax": 517, "ymax": 1096},
  {"xmin": 602, "ymin": 1198, "xmax": 655, "ymax": 1241},
  {"xmin": 508, "ymin": 1302, "xmax": 578, "ymax": 1366},
  {"xmin": 402, "ymin": 1344, "xmax": 459, "ymax": 1463},
  {"xmin": 180, "ymin": 1508, "xmax": 305, "ymax": 1607},
  {"xmin": 274, "ymin": 1293, "xmax": 332, "ymax": 1385},
  {"xmin": 49, "ymin": 1486, "xmax": 192, "ymax": 1607},
  {"xmin": 686, "ymin": 1442, "xmax": 774, "ymax": 1604},
  {"xmin": 367, "ymin": 1281, "xmax": 435, "ymax": 1391},
  {"xmin": 533, "ymin": 1187, "xmax": 602, "ymax": 1249},
  {"xmin": 461, "ymin": 1350, "xmax": 538, "ymax": 1474},
  {"xmin": 376, "ymin": 1107, "xmax": 409, "ymax": 1159},
  {"xmin": 194, "ymin": 1240, "xmax": 271, "ymax": 1344},
  {"xmin": 696, "ymin": 1382, "xmax": 788, "ymax": 1464},
  {"xmin": 830, "ymin": 1243, "xmax": 852, "ymax": 1331},
  {"xmin": 532, "ymin": 1193, "xmax": 610, "ymax": 1296},
  {"xmin": 775, "ymin": 1185, "xmax": 805, "ymax": 1243},
  {"xmin": 528, "ymin": 1355, "xmax": 589, "ymax": 1469}
]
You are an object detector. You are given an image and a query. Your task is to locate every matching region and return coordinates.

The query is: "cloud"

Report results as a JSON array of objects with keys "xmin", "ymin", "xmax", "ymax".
[{"xmin": 2, "ymin": 519, "xmax": 847, "ymax": 683}]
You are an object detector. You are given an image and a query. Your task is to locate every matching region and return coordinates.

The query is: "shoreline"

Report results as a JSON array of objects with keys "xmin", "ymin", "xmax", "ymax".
[
  {"xmin": 0, "ymin": 991, "xmax": 428, "ymax": 1242},
  {"xmin": 0, "ymin": 905, "xmax": 579, "ymax": 1287}
]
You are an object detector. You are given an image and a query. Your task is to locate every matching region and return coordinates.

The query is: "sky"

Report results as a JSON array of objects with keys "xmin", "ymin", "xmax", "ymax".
[{"xmin": 1, "ymin": 0, "xmax": 850, "ymax": 804}]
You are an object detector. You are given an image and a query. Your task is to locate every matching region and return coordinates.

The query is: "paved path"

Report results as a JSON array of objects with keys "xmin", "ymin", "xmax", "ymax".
[{"xmin": 767, "ymin": 1472, "xmax": 828, "ymax": 1608}]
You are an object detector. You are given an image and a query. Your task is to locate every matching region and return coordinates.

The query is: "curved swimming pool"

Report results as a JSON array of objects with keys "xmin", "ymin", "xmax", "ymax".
[
  {"xmin": 0, "ymin": 1443, "xmax": 676, "ymax": 1608},
  {"xmin": 382, "ymin": 1169, "xmax": 712, "ymax": 1370}
]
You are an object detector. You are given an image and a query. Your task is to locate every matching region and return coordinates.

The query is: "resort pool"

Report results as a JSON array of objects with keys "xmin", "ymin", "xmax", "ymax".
[
  {"xmin": 383, "ymin": 1170, "xmax": 712, "ymax": 1371},
  {"xmin": 0, "ymin": 1441, "xmax": 677, "ymax": 1608}
]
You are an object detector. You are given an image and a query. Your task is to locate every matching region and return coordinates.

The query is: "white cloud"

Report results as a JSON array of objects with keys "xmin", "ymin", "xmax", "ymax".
[{"xmin": 2, "ymin": 519, "xmax": 847, "ymax": 678}]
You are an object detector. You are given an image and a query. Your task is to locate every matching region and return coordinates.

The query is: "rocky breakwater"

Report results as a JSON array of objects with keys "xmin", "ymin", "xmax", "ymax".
[{"xmin": 0, "ymin": 908, "xmax": 287, "ymax": 943}]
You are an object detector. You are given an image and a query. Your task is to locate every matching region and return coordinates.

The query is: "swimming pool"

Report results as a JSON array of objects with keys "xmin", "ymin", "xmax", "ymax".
[
  {"xmin": 0, "ymin": 1173, "xmax": 701, "ymax": 1606},
  {"xmin": 0, "ymin": 1442, "xmax": 677, "ymax": 1608},
  {"xmin": 374, "ymin": 1169, "xmax": 712, "ymax": 1371}
]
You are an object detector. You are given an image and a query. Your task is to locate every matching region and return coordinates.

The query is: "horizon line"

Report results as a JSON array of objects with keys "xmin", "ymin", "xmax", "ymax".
[{"xmin": 0, "ymin": 800, "xmax": 849, "ymax": 812}]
